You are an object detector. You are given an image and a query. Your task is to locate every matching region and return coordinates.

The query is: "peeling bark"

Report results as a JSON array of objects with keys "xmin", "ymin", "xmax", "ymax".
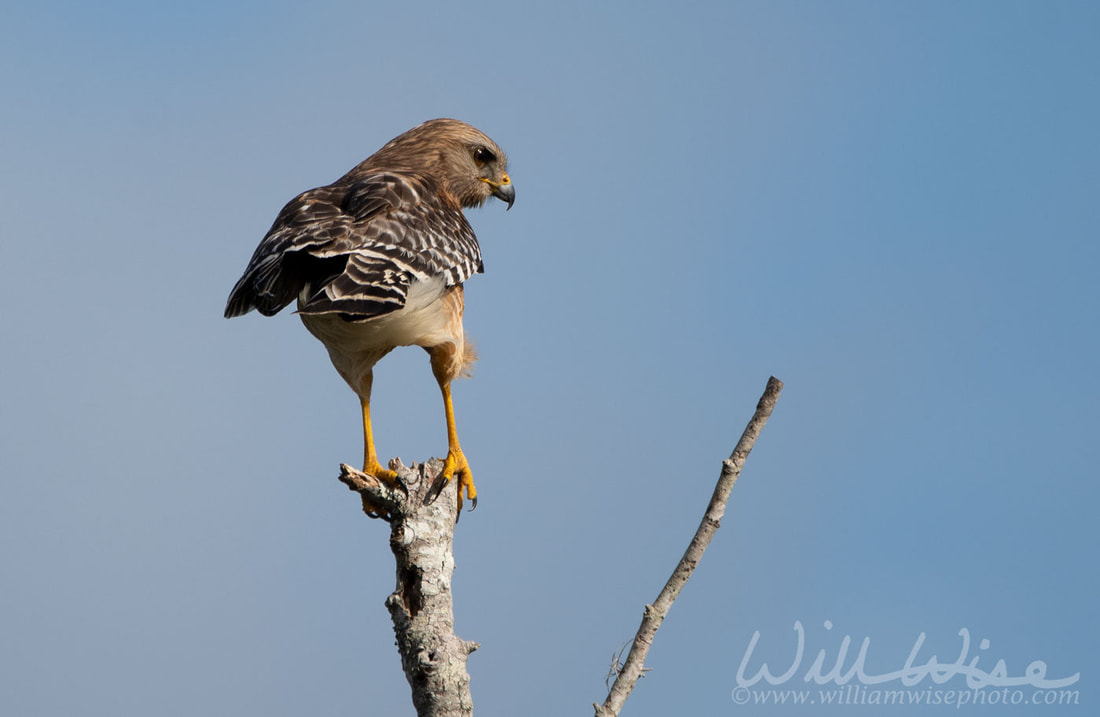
[{"xmin": 340, "ymin": 459, "xmax": 477, "ymax": 717}]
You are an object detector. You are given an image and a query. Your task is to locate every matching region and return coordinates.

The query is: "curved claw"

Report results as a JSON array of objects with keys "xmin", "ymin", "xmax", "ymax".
[{"xmin": 441, "ymin": 448, "xmax": 477, "ymax": 513}]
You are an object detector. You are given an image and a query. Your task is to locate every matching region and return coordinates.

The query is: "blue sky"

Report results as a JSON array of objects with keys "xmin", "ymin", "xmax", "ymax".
[{"xmin": 2, "ymin": 2, "xmax": 1097, "ymax": 715}]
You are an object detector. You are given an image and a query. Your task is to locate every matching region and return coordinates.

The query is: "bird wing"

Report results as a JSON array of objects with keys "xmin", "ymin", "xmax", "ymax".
[{"xmin": 224, "ymin": 171, "xmax": 483, "ymax": 320}]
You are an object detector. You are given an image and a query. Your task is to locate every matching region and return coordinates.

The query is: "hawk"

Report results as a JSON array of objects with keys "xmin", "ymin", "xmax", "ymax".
[{"xmin": 225, "ymin": 118, "xmax": 513, "ymax": 516}]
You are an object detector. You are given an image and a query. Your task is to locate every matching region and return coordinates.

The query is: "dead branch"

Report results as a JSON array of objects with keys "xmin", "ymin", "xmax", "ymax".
[
  {"xmin": 594, "ymin": 376, "xmax": 784, "ymax": 717},
  {"xmin": 340, "ymin": 459, "xmax": 478, "ymax": 717}
]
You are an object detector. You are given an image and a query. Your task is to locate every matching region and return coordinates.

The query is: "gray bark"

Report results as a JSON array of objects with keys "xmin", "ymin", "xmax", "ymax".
[
  {"xmin": 595, "ymin": 376, "xmax": 784, "ymax": 717},
  {"xmin": 334, "ymin": 376, "xmax": 783, "ymax": 717},
  {"xmin": 339, "ymin": 459, "xmax": 477, "ymax": 717}
]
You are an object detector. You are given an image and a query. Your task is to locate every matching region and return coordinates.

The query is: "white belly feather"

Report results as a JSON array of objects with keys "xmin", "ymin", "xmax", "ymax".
[{"xmin": 297, "ymin": 276, "xmax": 462, "ymax": 397}]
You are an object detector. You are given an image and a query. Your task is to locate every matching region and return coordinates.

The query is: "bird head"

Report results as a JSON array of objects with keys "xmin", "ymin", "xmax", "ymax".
[{"xmin": 365, "ymin": 118, "xmax": 514, "ymax": 210}]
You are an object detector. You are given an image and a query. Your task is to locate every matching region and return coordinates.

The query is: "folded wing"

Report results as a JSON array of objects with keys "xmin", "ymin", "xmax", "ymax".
[{"xmin": 224, "ymin": 172, "xmax": 483, "ymax": 321}]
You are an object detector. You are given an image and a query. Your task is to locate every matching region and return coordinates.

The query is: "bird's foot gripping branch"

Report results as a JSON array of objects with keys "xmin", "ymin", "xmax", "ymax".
[
  {"xmin": 339, "ymin": 457, "xmax": 471, "ymax": 523},
  {"xmin": 338, "ymin": 458, "xmax": 477, "ymax": 717}
]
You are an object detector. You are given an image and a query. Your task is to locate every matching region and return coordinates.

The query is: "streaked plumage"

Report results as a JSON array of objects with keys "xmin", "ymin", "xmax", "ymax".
[{"xmin": 225, "ymin": 118, "xmax": 513, "ymax": 516}]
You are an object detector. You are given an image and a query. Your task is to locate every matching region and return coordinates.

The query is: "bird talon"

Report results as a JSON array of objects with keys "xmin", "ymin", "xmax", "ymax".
[
  {"xmin": 366, "ymin": 465, "xmax": 398, "ymax": 483},
  {"xmin": 441, "ymin": 449, "xmax": 477, "ymax": 512}
]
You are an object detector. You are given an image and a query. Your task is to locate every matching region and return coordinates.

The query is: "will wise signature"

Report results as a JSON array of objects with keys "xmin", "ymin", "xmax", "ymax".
[{"xmin": 736, "ymin": 620, "xmax": 1079, "ymax": 690}]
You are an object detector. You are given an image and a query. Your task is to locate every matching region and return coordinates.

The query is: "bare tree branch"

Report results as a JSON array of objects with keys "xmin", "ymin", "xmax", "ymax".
[
  {"xmin": 340, "ymin": 459, "xmax": 477, "ymax": 717},
  {"xmin": 594, "ymin": 376, "xmax": 784, "ymax": 717},
  {"xmin": 334, "ymin": 376, "xmax": 780, "ymax": 716}
]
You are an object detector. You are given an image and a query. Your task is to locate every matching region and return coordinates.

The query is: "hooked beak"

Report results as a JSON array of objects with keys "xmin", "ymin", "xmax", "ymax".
[{"xmin": 482, "ymin": 174, "xmax": 515, "ymax": 210}]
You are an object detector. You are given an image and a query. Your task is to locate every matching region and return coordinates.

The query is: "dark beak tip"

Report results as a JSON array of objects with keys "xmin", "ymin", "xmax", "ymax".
[{"xmin": 493, "ymin": 183, "xmax": 515, "ymax": 210}]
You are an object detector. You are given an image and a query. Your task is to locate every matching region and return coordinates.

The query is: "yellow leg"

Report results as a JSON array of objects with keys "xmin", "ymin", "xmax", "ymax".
[
  {"xmin": 439, "ymin": 381, "xmax": 477, "ymax": 511},
  {"xmin": 359, "ymin": 375, "xmax": 397, "ymax": 517}
]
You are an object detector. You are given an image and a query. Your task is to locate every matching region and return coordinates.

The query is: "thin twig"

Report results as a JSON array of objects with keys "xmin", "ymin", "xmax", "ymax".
[{"xmin": 594, "ymin": 376, "xmax": 784, "ymax": 717}]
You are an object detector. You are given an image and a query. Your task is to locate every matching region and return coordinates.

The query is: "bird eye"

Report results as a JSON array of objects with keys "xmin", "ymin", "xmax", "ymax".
[{"xmin": 472, "ymin": 147, "xmax": 496, "ymax": 166}]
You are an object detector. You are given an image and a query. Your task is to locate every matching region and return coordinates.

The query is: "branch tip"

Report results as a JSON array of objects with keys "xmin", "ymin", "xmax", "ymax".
[{"xmin": 595, "ymin": 376, "xmax": 783, "ymax": 717}]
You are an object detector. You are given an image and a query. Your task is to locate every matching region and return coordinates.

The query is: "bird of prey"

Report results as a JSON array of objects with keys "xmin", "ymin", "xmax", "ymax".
[{"xmin": 225, "ymin": 119, "xmax": 513, "ymax": 517}]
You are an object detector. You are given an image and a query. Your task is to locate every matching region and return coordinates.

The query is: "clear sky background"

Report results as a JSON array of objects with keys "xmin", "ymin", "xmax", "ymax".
[{"xmin": 2, "ymin": 2, "xmax": 1097, "ymax": 715}]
